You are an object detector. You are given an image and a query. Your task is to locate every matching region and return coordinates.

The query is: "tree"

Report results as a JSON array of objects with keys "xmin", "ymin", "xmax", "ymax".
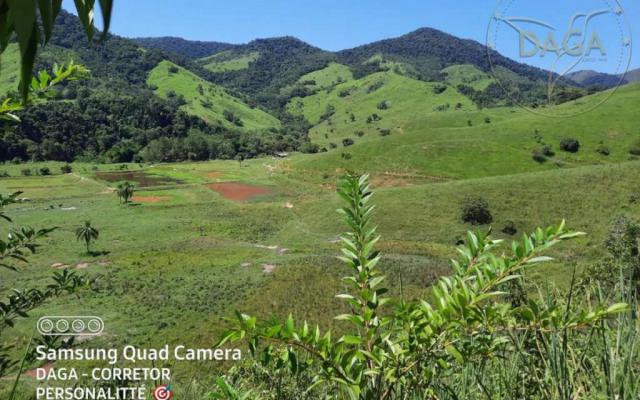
[
  {"xmin": 116, "ymin": 182, "xmax": 135, "ymax": 204},
  {"xmin": 0, "ymin": 0, "xmax": 113, "ymax": 101},
  {"xmin": 461, "ymin": 195, "xmax": 493, "ymax": 225},
  {"xmin": 560, "ymin": 138, "xmax": 581, "ymax": 153},
  {"xmin": 75, "ymin": 221, "xmax": 99, "ymax": 253}
]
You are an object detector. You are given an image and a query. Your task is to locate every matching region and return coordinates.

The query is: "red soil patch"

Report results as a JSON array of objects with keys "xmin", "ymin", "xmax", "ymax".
[
  {"xmin": 24, "ymin": 362, "xmax": 53, "ymax": 378},
  {"xmin": 208, "ymin": 182, "xmax": 270, "ymax": 201},
  {"xmin": 132, "ymin": 196, "xmax": 169, "ymax": 203}
]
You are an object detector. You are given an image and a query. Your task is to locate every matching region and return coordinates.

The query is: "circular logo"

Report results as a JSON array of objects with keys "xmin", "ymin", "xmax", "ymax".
[
  {"xmin": 152, "ymin": 384, "xmax": 173, "ymax": 400},
  {"xmin": 38, "ymin": 318, "xmax": 54, "ymax": 334},
  {"xmin": 55, "ymin": 319, "xmax": 69, "ymax": 333},
  {"xmin": 487, "ymin": 0, "xmax": 632, "ymax": 117}
]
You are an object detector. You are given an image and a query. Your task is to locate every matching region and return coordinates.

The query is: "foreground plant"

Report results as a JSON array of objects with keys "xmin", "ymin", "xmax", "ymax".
[
  {"xmin": 0, "ymin": 192, "xmax": 88, "ymax": 382},
  {"xmin": 216, "ymin": 174, "xmax": 634, "ymax": 399},
  {"xmin": 76, "ymin": 221, "xmax": 99, "ymax": 254}
]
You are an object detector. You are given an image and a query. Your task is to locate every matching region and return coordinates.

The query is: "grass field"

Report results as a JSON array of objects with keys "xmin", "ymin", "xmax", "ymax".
[
  {"xmin": 148, "ymin": 60, "xmax": 281, "ymax": 131},
  {"xmin": 286, "ymin": 70, "xmax": 477, "ymax": 146}
]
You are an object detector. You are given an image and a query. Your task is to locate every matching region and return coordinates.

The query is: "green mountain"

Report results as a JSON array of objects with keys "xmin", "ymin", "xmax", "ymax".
[
  {"xmin": 148, "ymin": 60, "xmax": 281, "ymax": 131},
  {"xmin": 132, "ymin": 36, "xmax": 237, "ymax": 59},
  {"xmin": 0, "ymin": 10, "xmax": 625, "ymax": 165}
]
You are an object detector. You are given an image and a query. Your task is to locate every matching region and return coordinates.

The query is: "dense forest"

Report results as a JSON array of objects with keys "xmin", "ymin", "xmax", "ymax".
[
  {"xmin": 0, "ymin": 12, "xmax": 310, "ymax": 163},
  {"xmin": 132, "ymin": 37, "xmax": 238, "ymax": 59}
]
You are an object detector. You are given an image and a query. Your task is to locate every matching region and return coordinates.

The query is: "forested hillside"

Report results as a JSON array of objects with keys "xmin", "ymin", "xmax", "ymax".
[
  {"xmin": 133, "ymin": 36, "xmax": 237, "ymax": 59},
  {"xmin": 0, "ymin": 11, "xmax": 305, "ymax": 163},
  {"xmin": 0, "ymin": 10, "xmax": 600, "ymax": 164}
]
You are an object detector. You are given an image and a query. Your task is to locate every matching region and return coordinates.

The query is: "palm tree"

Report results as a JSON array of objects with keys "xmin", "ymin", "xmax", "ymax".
[
  {"xmin": 116, "ymin": 182, "xmax": 135, "ymax": 204},
  {"xmin": 76, "ymin": 221, "xmax": 99, "ymax": 254}
]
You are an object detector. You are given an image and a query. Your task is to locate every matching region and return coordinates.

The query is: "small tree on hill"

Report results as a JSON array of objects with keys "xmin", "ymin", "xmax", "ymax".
[
  {"xmin": 461, "ymin": 195, "xmax": 493, "ymax": 225},
  {"xmin": 116, "ymin": 182, "xmax": 135, "ymax": 204},
  {"xmin": 560, "ymin": 138, "xmax": 581, "ymax": 153},
  {"xmin": 76, "ymin": 221, "xmax": 99, "ymax": 254}
]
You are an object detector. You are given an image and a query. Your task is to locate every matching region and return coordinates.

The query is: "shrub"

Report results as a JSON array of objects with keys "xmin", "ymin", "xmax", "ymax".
[
  {"xmin": 377, "ymin": 100, "xmax": 390, "ymax": 110},
  {"xmin": 342, "ymin": 138, "xmax": 354, "ymax": 147},
  {"xmin": 338, "ymin": 89, "xmax": 351, "ymax": 98},
  {"xmin": 329, "ymin": 142, "xmax": 338, "ymax": 149},
  {"xmin": 502, "ymin": 220, "xmax": 518, "ymax": 236},
  {"xmin": 60, "ymin": 164, "xmax": 73, "ymax": 174},
  {"xmin": 319, "ymin": 104, "xmax": 336, "ymax": 122},
  {"xmin": 300, "ymin": 142, "xmax": 320, "ymax": 154},
  {"xmin": 341, "ymin": 152, "xmax": 352, "ymax": 160},
  {"xmin": 542, "ymin": 145, "xmax": 555, "ymax": 157},
  {"xmin": 366, "ymin": 113, "xmax": 382, "ymax": 123},
  {"xmin": 432, "ymin": 84, "xmax": 447, "ymax": 94},
  {"xmin": 355, "ymin": 131, "xmax": 365, "ymax": 137},
  {"xmin": 560, "ymin": 138, "xmax": 581, "ymax": 153},
  {"xmin": 461, "ymin": 195, "xmax": 493, "ymax": 225},
  {"xmin": 484, "ymin": 117, "xmax": 492, "ymax": 124},
  {"xmin": 532, "ymin": 149, "xmax": 547, "ymax": 163},
  {"xmin": 367, "ymin": 80, "xmax": 384, "ymax": 93},
  {"xmin": 168, "ymin": 65, "xmax": 179, "ymax": 74},
  {"xmin": 223, "ymin": 110, "xmax": 244, "ymax": 127},
  {"xmin": 379, "ymin": 129, "xmax": 391, "ymax": 137},
  {"xmin": 21, "ymin": 169, "xmax": 32, "ymax": 176},
  {"xmin": 596, "ymin": 145, "xmax": 611, "ymax": 156},
  {"xmin": 629, "ymin": 140, "xmax": 640, "ymax": 156},
  {"xmin": 38, "ymin": 167, "xmax": 51, "ymax": 176}
]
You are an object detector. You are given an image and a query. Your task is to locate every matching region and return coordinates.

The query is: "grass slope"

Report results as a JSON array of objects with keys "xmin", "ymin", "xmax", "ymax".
[
  {"xmin": 148, "ymin": 60, "xmax": 280, "ymax": 131},
  {"xmin": 287, "ymin": 71, "xmax": 476, "ymax": 146},
  {"xmin": 289, "ymin": 83, "xmax": 640, "ymax": 180},
  {"xmin": 442, "ymin": 64, "xmax": 495, "ymax": 91},
  {"xmin": 200, "ymin": 50, "xmax": 260, "ymax": 72},
  {"xmin": 297, "ymin": 62, "xmax": 353, "ymax": 90}
]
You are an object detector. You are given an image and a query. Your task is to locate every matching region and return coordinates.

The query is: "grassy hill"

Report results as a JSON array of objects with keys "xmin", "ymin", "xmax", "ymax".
[
  {"xmin": 442, "ymin": 64, "xmax": 495, "ymax": 91},
  {"xmin": 296, "ymin": 62, "xmax": 353, "ymax": 90},
  {"xmin": 288, "ymin": 83, "xmax": 640, "ymax": 180},
  {"xmin": 287, "ymin": 71, "xmax": 477, "ymax": 146},
  {"xmin": 200, "ymin": 50, "xmax": 260, "ymax": 73},
  {"xmin": 148, "ymin": 60, "xmax": 281, "ymax": 131}
]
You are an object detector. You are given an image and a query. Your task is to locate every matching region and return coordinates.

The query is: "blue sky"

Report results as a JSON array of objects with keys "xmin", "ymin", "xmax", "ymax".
[{"xmin": 62, "ymin": 0, "xmax": 639, "ymax": 72}]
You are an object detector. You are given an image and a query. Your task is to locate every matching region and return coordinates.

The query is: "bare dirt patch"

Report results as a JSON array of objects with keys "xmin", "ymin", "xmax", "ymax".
[
  {"xmin": 208, "ymin": 182, "xmax": 270, "ymax": 201},
  {"xmin": 204, "ymin": 171, "xmax": 222, "ymax": 179},
  {"xmin": 132, "ymin": 195, "xmax": 170, "ymax": 203},
  {"xmin": 262, "ymin": 264, "xmax": 276, "ymax": 274},
  {"xmin": 24, "ymin": 363, "xmax": 53, "ymax": 378}
]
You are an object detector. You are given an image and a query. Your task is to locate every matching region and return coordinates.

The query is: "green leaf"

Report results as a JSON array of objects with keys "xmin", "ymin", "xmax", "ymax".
[
  {"xmin": 340, "ymin": 335, "xmax": 362, "ymax": 345},
  {"xmin": 446, "ymin": 345, "xmax": 464, "ymax": 363},
  {"xmin": 37, "ymin": 0, "xmax": 54, "ymax": 42},
  {"xmin": 7, "ymin": 0, "xmax": 39, "ymax": 102},
  {"xmin": 97, "ymin": 0, "xmax": 113, "ymax": 40},
  {"xmin": 605, "ymin": 303, "xmax": 630, "ymax": 314}
]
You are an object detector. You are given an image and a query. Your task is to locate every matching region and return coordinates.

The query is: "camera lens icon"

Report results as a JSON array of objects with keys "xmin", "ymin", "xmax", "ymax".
[
  {"xmin": 38, "ymin": 318, "xmax": 54, "ymax": 334},
  {"xmin": 37, "ymin": 316, "xmax": 104, "ymax": 336}
]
